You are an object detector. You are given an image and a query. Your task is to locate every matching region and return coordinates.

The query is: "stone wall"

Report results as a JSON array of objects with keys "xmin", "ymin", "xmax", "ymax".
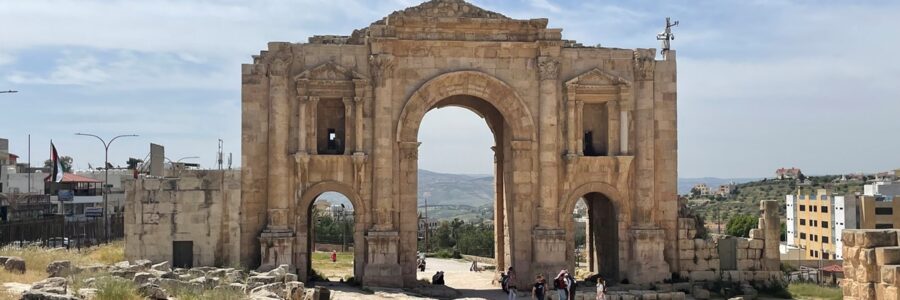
[
  {"xmin": 123, "ymin": 170, "xmax": 242, "ymax": 267},
  {"xmin": 840, "ymin": 229, "xmax": 900, "ymax": 300},
  {"xmin": 675, "ymin": 200, "xmax": 782, "ymax": 286}
]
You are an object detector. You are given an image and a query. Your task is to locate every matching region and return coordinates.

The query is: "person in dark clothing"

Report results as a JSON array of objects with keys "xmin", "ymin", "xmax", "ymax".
[{"xmin": 532, "ymin": 275, "xmax": 547, "ymax": 300}]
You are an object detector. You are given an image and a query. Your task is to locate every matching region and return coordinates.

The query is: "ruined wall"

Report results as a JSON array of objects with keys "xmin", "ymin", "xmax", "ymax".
[
  {"xmin": 124, "ymin": 171, "xmax": 241, "ymax": 267},
  {"xmin": 840, "ymin": 229, "xmax": 900, "ymax": 300},
  {"xmin": 676, "ymin": 200, "xmax": 782, "ymax": 286}
]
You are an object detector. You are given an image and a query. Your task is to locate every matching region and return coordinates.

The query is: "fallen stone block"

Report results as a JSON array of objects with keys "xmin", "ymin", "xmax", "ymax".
[
  {"xmin": 45, "ymin": 261, "xmax": 74, "ymax": 278},
  {"xmin": 4, "ymin": 256, "xmax": 26, "ymax": 274},
  {"xmin": 137, "ymin": 283, "xmax": 168, "ymax": 300}
]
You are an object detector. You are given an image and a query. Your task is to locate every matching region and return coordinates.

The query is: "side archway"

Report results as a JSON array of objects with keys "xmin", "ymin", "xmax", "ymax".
[
  {"xmin": 294, "ymin": 181, "xmax": 368, "ymax": 282},
  {"xmin": 562, "ymin": 182, "xmax": 630, "ymax": 282}
]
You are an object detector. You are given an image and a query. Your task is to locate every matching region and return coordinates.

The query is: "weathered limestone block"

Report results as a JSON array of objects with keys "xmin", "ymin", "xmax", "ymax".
[
  {"xmin": 876, "ymin": 247, "xmax": 900, "ymax": 265},
  {"xmin": 679, "ymin": 259, "xmax": 695, "ymax": 271},
  {"xmin": 856, "ymin": 230, "xmax": 899, "ymax": 248},
  {"xmin": 177, "ymin": 177, "xmax": 202, "ymax": 190},
  {"xmin": 748, "ymin": 239, "xmax": 764, "ymax": 250},
  {"xmin": 678, "ymin": 239, "xmax": 694, "ymax": 250},
  {"xmin": 858, "ymin": 249, "xmax": 879, "ymax": 283},
  {"xmin": 694, "ymin": 259, "xmax": 709, "ymax": 271},
  {"xmin": 856, "ymin": 282, "xmax": 876, "ymax": 300},
  {"xmin": 46, "ymin": 261, "xmax": 74, "ymax": 277},
  {"xmin": 694, "ymin": 239, "xmax": 706, "ymax": 250},
  {"xmin": 689, "ymin": 271, "xmax": 717, "ymax": 282},
  {"xmin": 708, "ymin": 259, "xmax": 720, "ymax": 271},
  {"xmin": 748, "ymin": 229, "xmax": 763, "ymax": 240},
  {"xmin": 877, "ymin": 283, "xmax": 899, "ymax": 300},
  {"xmin": 4, "ymin": 256, "xmax": 26, "ymax": 274},
  {"xmin": 736, "ymin": 239, "xmax": 749, "ymax": 249},
  {"xmin": 679, "ymin": 249, "xmax": 694, "ymax": 260},
  {"xmin": 736, "ymin": 249, "xmax": 747, "ymax": 260},
  {"xmin": 882, "ymin": 265, "xmax": 900, "ymax": 285}
]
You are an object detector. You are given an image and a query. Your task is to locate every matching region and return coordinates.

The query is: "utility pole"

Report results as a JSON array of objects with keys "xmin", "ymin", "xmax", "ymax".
[
  {"xmin": 75, "ymin": 133, "xmax": 138, "ymax": 243},
  {"xmin": 423, "ymin": 192, "xmax": 431, "ymax": 253}
]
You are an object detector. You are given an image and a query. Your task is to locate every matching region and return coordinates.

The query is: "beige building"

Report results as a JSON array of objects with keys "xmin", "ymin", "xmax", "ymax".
[
  {"xmin": 786, "ymin": 188, "xmax": 900, "ymax": 260},
  {"xmin": 127, "ymin": 0, "xmax": 684, "ymax": 288}
]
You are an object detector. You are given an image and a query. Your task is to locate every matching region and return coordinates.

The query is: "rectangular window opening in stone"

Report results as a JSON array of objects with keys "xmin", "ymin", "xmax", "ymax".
[
  {"xmin": 317, "ymin": 98, "xmax": 346, "ymax": 155},
  {"xmin": 582, "ymin": 103, "xmax": 609, "ymax": 156}
]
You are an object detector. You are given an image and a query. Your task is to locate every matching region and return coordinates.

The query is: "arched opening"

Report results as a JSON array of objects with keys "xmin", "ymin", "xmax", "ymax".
[
  {"xmin": 413, "ymin": 95, "xmax": 511, "ymax": 290},
  {"xmin": 308, "ymin": 191, "xmax": 356, "ymax": 282},
  {"xmin": 579, "ymin": 192, "xmax": 619, "ymax": 283}
]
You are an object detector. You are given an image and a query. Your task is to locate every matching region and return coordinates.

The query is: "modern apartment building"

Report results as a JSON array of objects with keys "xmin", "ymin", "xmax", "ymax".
[{"xmin": 786, "ymin": 186, "xmax": 900, "ymax": 260}]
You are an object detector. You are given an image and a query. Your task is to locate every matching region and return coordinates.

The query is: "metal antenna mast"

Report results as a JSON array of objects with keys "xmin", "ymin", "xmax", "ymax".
[
  {"xmin": 657, "ymin": 17, "xmax": 679, "ymax": 58},
  {"xmin": 217, "ymin": 139, "xmax": 224, "ymax": 170}
]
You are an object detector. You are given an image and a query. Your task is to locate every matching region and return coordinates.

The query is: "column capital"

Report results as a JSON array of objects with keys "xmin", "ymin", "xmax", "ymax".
[
  {"xmin": 342, "ymin": 97, "xmax": 354, "ymax": 105},
  {"xmin": 633, "ymin": 50, "xmax": 656, "ymax": 81},
  {"xmin": 369, "ymin": 54, "xmax": 395, "ymax": 87},
  {"xmin": 538, "ymin": 56, "xmax": 560, "ymax": 81},
  {"xmin": 308, "ymin": 96, "xmax": 320, "ymax": 103},
  {"xmin": 353, "ymin": 96, "xmax": 364, "ymax": 103}
]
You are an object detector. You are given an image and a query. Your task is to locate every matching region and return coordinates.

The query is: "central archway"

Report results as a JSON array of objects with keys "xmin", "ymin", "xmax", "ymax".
[{"xmin": 396, "ymin": 71, "xmax": 537, "ymax": 287}]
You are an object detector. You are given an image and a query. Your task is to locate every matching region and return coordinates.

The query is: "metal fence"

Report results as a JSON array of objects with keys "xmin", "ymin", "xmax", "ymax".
[{"xmin": 0, "ymin": 215, "xmax": 124, "ymax": 248}]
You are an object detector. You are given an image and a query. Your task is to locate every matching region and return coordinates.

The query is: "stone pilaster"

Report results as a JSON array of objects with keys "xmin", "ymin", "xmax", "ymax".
[
  {"xmin": 509, "ymin": 140, "xmax": 536, "ymax": 289},
  {"xmin": 632, "ymin": 49, "xmax": 656, "ymax": 227},
  {"xmin": 532, "ymin": 228, "xmax": 567, "ymax": 284},
  {"xmin": 575, "ymin": 101, "xmax": 585, "ymax": 156},
  {"xmin": 308, "ymin": 96, "xmax": 320, "ymax": 155},
  {"xmin": 398, "ymin": 141, "xmax": 420, "ymax": 286},
  {"xmin": 537, "ymin": 55, "xmax": 560, "ymax": 228},
  {"xmin": 761, "ymin": 200, "xmax": 780, "ymax": 271},
  {"xmin": 343, "ymin": 97, "xmax": 354, "ymax": 155},
  {"xmin": 362, "ymin": 230, "xmax": 403, "ymax": 287},
  {"xmin": 607, "ymin": 100, "xmax": 620, "ymax": 156},
  {"xmin": 627, "ymin": 228, "xmax": 670, "ymax": 284},
  {"xmin": 296, "ymin": 95, "xmax": 310, "ymax": 153},
  {"xmin": 369, "ymin": 53, "xmax": 395, "ymax": 230},
  {"xmin": 353, "ymin": 96, "xmax": 365, "ymax": 154},
  {"xmin": 260, "ymin": 46, "xmax": 295, "ymax": 271}
]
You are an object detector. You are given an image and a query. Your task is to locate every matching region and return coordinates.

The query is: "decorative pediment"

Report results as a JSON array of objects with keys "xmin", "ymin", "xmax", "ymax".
[
  {"xmin": 566, "ymin": 68, "xmax": 632, "ymax": 104},
  {"xmin": 294, "ymin": 62, "xmax": 367, "ymax": 82},
  {"xmin": 566, "ymin": 68, "xmax": 631, "ymax": 87}
]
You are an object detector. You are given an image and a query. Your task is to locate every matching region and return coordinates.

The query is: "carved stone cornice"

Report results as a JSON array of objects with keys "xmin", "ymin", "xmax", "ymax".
[
  {"xmin": 538, "ymin": 56, "xmax": 560, "ymax": 81},
  {"xmin": 369, "ymin": 54, "xmax": 395, "ymax": 87},
  {"xmin": 633, "ymin": 50, "xmax": 656, "ymax": 81}
]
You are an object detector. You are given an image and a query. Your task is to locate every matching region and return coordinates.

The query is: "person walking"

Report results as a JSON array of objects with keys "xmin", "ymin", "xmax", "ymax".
[
  {"xmin": 330, "ymin": 250, "xmax": 337, "ymax": 263},
  {"xmin": 532, "ymin": 275, "xmax": 546, "ymax": 300},
  {"xmin": 566, "ymin": 271, "xmax": 577, "ymax": 300},
  {"xmin": 554, "ymin": 270, "xmax": 568, "ymax": 300},
  {"xmin": 470, "ymin": 260, "xmax": 479, "ymax": 272},
  {"xmin": 507, "ymin": 267, "xmax": 518, "ymax": 299},
  {"xmin": 595, "ymin": 276, "xmax": 607, "ymax": 300}
]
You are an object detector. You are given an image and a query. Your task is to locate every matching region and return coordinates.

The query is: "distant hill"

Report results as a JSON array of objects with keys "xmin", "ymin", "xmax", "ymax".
[
  {"xmin": 678, "ymin": 177, "xmax": 759, "ymax": 195},
  {"xmin": 417, "ymin": 169, "xmax": 493, "ymax": 208}
]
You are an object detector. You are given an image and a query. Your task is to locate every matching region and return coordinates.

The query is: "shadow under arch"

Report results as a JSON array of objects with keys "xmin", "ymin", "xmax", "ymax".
[{"xmin": 295, "ymin": 181, "xmax": 368, "ymax": 282}]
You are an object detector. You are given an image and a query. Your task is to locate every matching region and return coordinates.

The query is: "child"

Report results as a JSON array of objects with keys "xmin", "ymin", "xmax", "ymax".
[
  {"xmin": 595, "ymin": 276, "xmax": 606, "ymax": 300},
  {"xmin": 532, "ymin": 275, "xmax": 546, "ymax": 300}
]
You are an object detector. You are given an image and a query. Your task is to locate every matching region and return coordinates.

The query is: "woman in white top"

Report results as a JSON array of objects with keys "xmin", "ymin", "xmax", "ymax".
[{"xmin": 595, "ymin": 277, "xmax": 606, "ymax": 300}]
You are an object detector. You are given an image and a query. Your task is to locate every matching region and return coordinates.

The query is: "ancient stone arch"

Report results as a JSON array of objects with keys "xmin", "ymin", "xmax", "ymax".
[
  {"xmin": 241, "ymin": 0, "xmax": 679, "ymax": 288},
  {"xmin": 293, "ymin": 181, "xmax": 367, "ymax": 282}
]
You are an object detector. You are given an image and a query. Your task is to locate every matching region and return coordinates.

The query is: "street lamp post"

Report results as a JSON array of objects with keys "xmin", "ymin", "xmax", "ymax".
[
  {"xmin": 75, "ymin": 133, "xmax": 138, "ymax": 243},
  {"xmin": 423, "ymin": 192, "xmax": 431, "ymax": 253}
]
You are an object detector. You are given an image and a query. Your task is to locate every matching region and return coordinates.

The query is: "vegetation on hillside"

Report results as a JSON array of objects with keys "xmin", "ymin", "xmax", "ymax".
[
  {"xmin": 688, "ymin": 176, "xmax": 866, "ymax": 221},
  {"xmin": 421, "ymin": 218, "xmax": 494, "ymax": 258},
  {"xmin": 725, "ymin": 214, "xmax": 758, "ymax": 238}
]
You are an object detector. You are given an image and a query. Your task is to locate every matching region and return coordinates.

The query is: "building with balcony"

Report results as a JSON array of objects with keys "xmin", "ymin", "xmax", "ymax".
[{"xmin": 46, "ymin": 173, "xmax": 104, "ymax": 221}]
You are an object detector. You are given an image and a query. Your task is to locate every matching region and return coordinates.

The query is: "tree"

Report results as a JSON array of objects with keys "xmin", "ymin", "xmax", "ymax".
[
  {"xmin": 44, "ymin": 156, "xmax": 74, "ymax": 173},
  {"xmin": 725, "ymin": 214, "xmax": 758, "ymax": 238},
  {"xmin": 126, "ymin": 158, "xmax": 144, "ymax": 170}
]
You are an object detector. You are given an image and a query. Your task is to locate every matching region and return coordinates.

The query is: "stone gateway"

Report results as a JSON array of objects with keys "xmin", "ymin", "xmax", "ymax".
[{"xmin": 240, "ymin": 0, "xmax": 678, "ymax": 288}]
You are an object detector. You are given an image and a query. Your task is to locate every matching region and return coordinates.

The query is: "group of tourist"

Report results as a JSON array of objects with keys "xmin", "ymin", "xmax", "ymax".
[{"xmin": 503, "ymin": 267, "xmax": 607, "ymax": 300}]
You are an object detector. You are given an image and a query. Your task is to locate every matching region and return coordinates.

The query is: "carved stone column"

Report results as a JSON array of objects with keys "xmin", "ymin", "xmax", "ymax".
[
  {"xmin": 260, "ymin": 49, "xmax": 295, "ymax": 271},
  {"xmin": 491, "ymin": 146, "xmax": 506, "ymax": 271},
  {"xmin": 369, "ymin": 54, "xmax": 395, "ymax": 230},
  {"xmin": 353, "ymin": 96, "xmax": 364, "ymax": 154},
  {"xmin": 565, "ymin": 88, "xmax": 577, "ymax": 157},
  {"xmin": 308, "ymin": 96, "xmax": 320, "ymax": 155},
  {"xmin": 537, "ymin": 56, "xmax": 560, "ymax": 229},
  {"xmin": 607, "ymin": 100, "xmax": 620, "ymax": 156},
  {"xmin": 296, "ymin": 95, "xmax": 310, "ymax": 153},
  {"xmin": 576, "ymin": 100, "xmax": 585, "ymax": 156},
  {"xmin": 632, "ymin": 50, "xmax": 656, "ymax": 227},
  {"xmin": 343, "ymin": 97, "xmax": 354, "ymax": 155}
]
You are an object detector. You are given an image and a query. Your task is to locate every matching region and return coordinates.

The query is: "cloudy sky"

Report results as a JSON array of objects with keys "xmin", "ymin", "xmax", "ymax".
[{"xmin": 1, "ymin": 0, "xmax": 898, "ymax": 178}]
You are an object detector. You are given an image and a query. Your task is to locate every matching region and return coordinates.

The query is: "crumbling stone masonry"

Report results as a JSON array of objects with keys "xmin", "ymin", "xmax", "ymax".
[
  {"xmin": 840, "ymin": 229, "xmax": 900, "ymax": 300},
  {"xmin": 124, "ymin": 171, "xmax": 242, "ymax": 267},
  {"xmin": 676, "ymin": 200, "xmax": 782, "ymax": 286}
]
